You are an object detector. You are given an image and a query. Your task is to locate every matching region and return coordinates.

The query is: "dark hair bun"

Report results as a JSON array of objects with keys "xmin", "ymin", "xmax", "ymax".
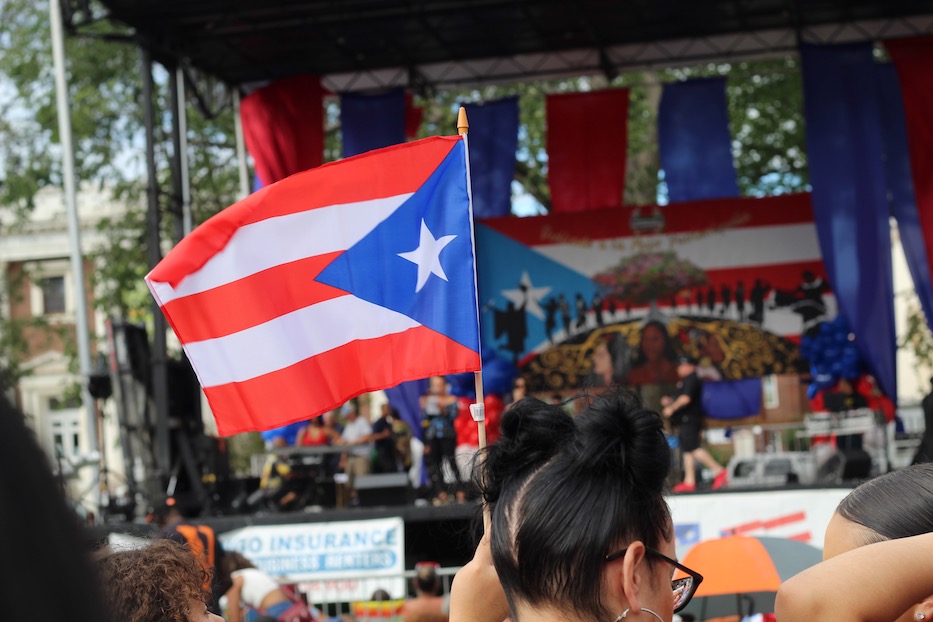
[
  {"xmin": 479, "ymin": 397, "xmax": 575, "ymax": 505},
  {"xmin": 574, "ymin": 390, "xmax": 670, "ymax": 493}
]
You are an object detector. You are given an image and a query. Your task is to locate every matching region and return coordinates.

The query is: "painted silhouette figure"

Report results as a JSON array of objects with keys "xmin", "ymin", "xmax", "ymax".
[
  {"xmin": 574, "ymin": 293, "xmax": 587, "ymax": 332},
  {"xmin": 558, "ymin": 293, "xmax": 571, "ymax": 336},
  {"xmin": 591, "ymin": 292, "xmax": 604, "ymax": 326},
  {"xmin": 720, "ymin": 283, "xmax": 731, "ymax": 317},
  {"xmin": 749, "ymin": 278, "xmax": 771, "ymax": 325},
  {"xmin": 543, "ymin": 296, "xmax": 559, "ymax": 344},
  {"xmin": 735, "ymin": 280, "xmax": 747, "ymax": 321}
]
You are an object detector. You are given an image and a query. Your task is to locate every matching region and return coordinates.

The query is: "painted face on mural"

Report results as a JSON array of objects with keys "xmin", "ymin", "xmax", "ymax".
[
  {"xmin": 592, "ymin": 342, "xmax": 612, "ymax": 378},
  {"xmin": 702, "ymin": 333, "xmax": 725, "ymax": 364},
  {"xmin": 641, "ymin": 324, "xmax": 667, "ymax": 361}
]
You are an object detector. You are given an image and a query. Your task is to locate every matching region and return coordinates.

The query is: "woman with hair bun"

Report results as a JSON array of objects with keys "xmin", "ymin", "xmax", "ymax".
[{"xmin": 451, "ymin": 391, "xmax": 704, "ymax": 622}]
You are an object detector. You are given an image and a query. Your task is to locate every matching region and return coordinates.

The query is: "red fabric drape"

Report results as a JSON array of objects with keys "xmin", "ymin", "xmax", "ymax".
[
  {"xmin": 546, "ymin": 89, "xmax": 629, "ymax": 213},
  {"xmin": 240, "ymin": 74, "xmax": 324, "ymax": 185},
  {"xmin": 886, "ymin": 36, "xmax": 933, "ymax": 286}
]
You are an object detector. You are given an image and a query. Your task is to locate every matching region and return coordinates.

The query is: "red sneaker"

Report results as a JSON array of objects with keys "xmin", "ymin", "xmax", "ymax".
[
  {"xmin": 672, "ymin": 482, "xmax": 696, "ymax": 493},
  {"xmin": 712, "ymin": 469, "xmax": 729, "ymax": 490}
]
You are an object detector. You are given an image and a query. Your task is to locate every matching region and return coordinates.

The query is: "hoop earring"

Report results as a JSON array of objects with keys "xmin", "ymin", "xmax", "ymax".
[{"xmin": 616, "ymin": 607, "xmax": 665, "ymax": 622}]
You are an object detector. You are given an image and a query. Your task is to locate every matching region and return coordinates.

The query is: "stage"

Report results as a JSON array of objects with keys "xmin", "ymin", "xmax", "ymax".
[
  {"xmin": 86, "ymin": 483, "xmax": 856, "ymax": 570},
  {"xmin": 86, "ymin": 497, "xmax": 482, "ymax": 569}
]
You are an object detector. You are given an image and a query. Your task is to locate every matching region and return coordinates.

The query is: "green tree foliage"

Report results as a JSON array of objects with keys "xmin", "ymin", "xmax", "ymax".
[{"xmin": 901, "ymin": 300, "xmax": 933, "ymax": 384}]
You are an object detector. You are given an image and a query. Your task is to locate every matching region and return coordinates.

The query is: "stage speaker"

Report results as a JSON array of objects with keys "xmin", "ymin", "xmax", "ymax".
[
  {"xmin": 355, "ymin": 472, "xmax": 411, "ymax": 507},
  {"xmin": 840, "ymin": 449, "xmax": 873, "ymax": 481}
]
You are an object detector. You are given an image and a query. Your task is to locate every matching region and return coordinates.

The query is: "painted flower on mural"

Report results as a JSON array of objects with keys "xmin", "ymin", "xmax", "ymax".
[{"xmin": 593, "ymin": 251, "xmax": 708, "ymax": 304}]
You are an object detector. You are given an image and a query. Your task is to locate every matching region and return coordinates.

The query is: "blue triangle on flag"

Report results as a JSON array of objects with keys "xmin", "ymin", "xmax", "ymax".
[{"xmin": 316, "ymin": 143, "xmax": 480, "ymax": 352}]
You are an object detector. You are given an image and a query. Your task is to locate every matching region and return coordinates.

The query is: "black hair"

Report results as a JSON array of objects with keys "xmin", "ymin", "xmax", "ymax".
[
  {"xmin": 413, "ymin": 564, "xmax": 440, "ymax": 594},
  {"xmin": 0, "ymin": 394, "xmax": 111, "ymax": 622},
  {"xmin": 370, "ymin": 588, "xmax": 392, "ymax": 601},
  {"xmin": 837, "ymin": 462, "xmax": 933, "ymax": 545},
  {"xmin": 476, "ymin": 397, "xmax": 576, "ymax": 508},
  {"xmin": 481, "ymin": 391, "xmax": 671, "ymax": 621}
]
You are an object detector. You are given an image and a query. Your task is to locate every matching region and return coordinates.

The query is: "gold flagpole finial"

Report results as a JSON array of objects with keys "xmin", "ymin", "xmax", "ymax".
[{"xmin": 457, "ymin": 106, "xmax": 469, "ymax": 135}]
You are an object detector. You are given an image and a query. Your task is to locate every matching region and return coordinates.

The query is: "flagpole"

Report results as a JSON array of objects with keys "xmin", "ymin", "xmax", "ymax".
[{"xmin": 459, "ymin": 106, "xmax": 490, "ymax": 532}]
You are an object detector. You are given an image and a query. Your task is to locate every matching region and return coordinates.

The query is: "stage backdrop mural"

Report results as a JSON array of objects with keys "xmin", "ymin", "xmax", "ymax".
[{"xmin": 475, "ymin": 193, "xmax": 837, "ymax": 404}]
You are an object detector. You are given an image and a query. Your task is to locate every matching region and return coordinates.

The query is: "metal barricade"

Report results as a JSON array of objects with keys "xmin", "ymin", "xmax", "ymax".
[{"xmin": 290, "ymin": 566, "xmax": 460, "ymax": 620}]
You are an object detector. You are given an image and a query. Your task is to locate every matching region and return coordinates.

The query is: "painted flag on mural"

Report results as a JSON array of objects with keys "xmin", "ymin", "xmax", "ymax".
[{"xmin": 145, "ymin": 136, "xmax": 482, "ymax": 436}]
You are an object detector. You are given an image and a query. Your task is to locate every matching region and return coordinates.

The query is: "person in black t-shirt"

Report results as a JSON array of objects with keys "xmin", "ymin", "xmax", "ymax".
[
  {"xmin": 662, "ymin": 356, "xmax": 728, "ymax": 493},
  {"xmin": 372, "ymin": 403, "xmax": 400, "ymax": 473}
]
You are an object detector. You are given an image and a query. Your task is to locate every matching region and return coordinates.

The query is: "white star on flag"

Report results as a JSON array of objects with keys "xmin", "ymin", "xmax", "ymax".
[
  {"xmin": 398, "ymin": 219, "xmax": 457, "ymax": 292},
  {"xmin": 501, "ymin": 271, "xmax": 551, "ymax": 320}
]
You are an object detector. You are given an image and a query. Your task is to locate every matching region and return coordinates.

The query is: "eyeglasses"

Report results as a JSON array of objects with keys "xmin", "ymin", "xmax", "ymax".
[{"xmin": 605, "ymin": 546, "xmax": 703, "ymax": 613}]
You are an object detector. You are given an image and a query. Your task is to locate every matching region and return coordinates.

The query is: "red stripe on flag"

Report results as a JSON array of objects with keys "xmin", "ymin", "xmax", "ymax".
[
  {"xmin": 786, "ymin": 532, "xmax": 812, "ymax": 542},
  {"xmin": 239, "ymin": 136, "xmax": 460, "ymax": 224},
  {"xmin": 149, "ymin": 136, "xmax": 461, "ymax": 288},
  {"xmin": 160, "ymin": 253, "xmax": 347, "ymax": 344},
  {"xmin": 204, "ymin": 326, "xmax": 481, "ymax": 436},
  {"xmin": 481, "ymin": 193, "xmax": 814, "ymax": 245}
]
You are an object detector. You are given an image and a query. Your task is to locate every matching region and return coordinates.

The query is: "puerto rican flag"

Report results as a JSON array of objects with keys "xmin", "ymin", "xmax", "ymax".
[{"xmin": 146, "ymin": 136, "xmax": 481, "ymax": 436}]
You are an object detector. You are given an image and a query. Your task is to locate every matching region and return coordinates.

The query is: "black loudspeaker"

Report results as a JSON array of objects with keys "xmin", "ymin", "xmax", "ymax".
[
  {"xmin": 840, "ymin": 449, "xmax": 873, "ymax": 481},
  {"xmin": 114, "ymin": 322, "xmax": 152, "ymax": 386},
  {"xmin": 355, "ymin": 472, "xmax": 411, "ymax": 507},
  {"xmin": 88, "ymin": 373, "xmax": 113, "ymax": 400},
  {"xmin": 166, "ymin": 358, "xmax": 201, "ymax": 427}
]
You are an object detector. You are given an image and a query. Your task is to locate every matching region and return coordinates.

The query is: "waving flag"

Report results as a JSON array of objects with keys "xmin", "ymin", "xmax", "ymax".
[{"xmin": 146, "ymin": 136, "xmax": 481, "ymax": 436}]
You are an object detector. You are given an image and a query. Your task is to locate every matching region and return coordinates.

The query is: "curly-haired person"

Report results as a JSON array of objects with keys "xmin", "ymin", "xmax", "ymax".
[{"xmin": 96, "ymin": 539, "xmax": 223, "ymax": 622}]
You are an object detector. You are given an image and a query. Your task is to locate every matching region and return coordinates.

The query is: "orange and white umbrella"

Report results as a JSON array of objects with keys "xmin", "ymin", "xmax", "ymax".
[{"xmin": 680, "ymin": 535, "xmax": 822, "ymax": 620}]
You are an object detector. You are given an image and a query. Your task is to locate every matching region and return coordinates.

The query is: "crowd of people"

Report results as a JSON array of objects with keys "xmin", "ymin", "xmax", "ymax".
[
  {"xmin": 253, "ymin": 401, "xmax": 415, "ymax": 510},
  {"xmin": 251, "ymin": 375, "xmax": 509, "ymax": 510},
  {"xmin": 7, "ymin": 366, "xmax": 933, "ymax": 622}
]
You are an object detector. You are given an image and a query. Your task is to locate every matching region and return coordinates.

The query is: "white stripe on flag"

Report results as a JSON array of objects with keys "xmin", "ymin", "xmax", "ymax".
[
  {"xmin": 149, "ymin": 194, "xmax": 413, "ymax": 305},
  {"xmin": 184, "ymin": 296, "xmax": 420, "ymax": 387}
]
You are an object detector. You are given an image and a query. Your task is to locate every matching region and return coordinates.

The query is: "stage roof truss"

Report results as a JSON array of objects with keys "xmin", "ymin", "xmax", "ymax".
[{"xmin": 76, "ymin": 1, "xmax": 933, "ymax": 91}]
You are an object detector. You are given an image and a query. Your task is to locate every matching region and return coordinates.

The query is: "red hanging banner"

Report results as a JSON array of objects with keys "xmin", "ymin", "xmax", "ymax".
[
  {"xmin": 886, "ymin": 36, "xmax": 933, "ymax": 284},
  {"xmin": 546, "ymin": 89, "xmax": 629, "ymax": 213},
  {"xmin": 240, "ymin": 74, "xmax": 324, "ymax": 184}
]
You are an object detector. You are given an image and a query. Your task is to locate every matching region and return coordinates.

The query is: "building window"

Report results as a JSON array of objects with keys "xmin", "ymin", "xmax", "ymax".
[
  {"xmin": 41, "ymin": 276, "xmax": 66, "ymax": 315},
  {"xmin": 26, "ymin": 259, "xmax": 74, "ymax": 319},
  {"xmin": 49, "ymin": 410, "xmax": 82, "ymax": 458}
]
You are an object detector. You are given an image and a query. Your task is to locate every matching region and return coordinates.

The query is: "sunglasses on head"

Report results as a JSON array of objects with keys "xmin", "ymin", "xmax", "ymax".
[{"xmin": 605, "ymin": 546, "xmax": 704, "ymax": 613}]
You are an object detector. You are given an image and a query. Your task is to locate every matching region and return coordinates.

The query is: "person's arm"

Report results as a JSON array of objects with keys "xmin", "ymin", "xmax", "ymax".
[
  {"xmin": 776, "ymin": 532, "xmax": 933, "ymax": 622},
  {"xmin": 407, "ymin": 612, "xmax": 450, "ymax": 622},
  {"xmin": 448, "ymin": 534, "xmax": 510, "ymax": 622},
  {"xmin": 662, "ymin": 394, "xmax": 690, "ymax": 417},
  {"xmin": 295, "ymin": 425, "xmax": 308, "ymax": 445},
  {"xmin": 225, "ymin": 575, "xmax": 245, "ymax": 622}
]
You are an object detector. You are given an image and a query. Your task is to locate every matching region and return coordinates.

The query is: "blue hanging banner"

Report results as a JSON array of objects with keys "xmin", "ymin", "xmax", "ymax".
[
  {"xmin": 463, "ymin": 97, "xmax": 519, "ymax": 218},
  {"xmin": 801, "ymin": 43, "xmax": 897, "ymax": 401},
  {"xmin": 340, "ymin": 88, "xmax": 406, "ymax": 158},
  {"xmin": 878, "ymin": 62, "xmax": 933, "ymax": 327},
  {"xmin": 701, "ymin": 378, "xmax": 763, "ymax": 420},
  {"xmin": 658, "ymin": 77, "xmax": 739, "ymax": 203}
]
